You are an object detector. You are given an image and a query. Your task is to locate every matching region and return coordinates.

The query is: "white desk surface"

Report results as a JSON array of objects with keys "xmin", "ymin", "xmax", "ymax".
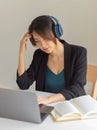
[{"xmin": 0, "ymin": 86, "xmax": 97, "ymax": 130}]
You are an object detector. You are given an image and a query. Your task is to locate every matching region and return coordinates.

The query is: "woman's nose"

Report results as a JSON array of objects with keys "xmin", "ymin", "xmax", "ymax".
[{"xmin": 41, "ymin": 41, "xmax": 47, "ymax": 48}]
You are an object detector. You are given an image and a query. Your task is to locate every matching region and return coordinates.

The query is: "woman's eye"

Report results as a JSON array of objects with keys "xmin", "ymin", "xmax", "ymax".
[{"xmin": 35, "ymin": 40, "xmax": 40, "ymax": 43}]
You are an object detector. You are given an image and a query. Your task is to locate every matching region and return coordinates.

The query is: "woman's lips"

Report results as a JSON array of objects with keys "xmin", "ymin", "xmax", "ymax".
[{"xmin": 43, "ymin": 47, "xmax": 49, "ymax": 51}]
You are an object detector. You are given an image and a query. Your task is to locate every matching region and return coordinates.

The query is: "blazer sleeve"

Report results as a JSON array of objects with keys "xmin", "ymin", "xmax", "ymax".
[
  {"xmin": 16, "ymin": 52, "xmax": 37, "ymax": 90},
  {"xmin": 60, "ymin": 47, "xmax": 87, "ymax": 100}
]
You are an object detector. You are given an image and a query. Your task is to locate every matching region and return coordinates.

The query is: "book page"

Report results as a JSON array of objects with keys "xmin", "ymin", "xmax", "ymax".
[
  {"xmin": 70, "ymin": 95, "xmax": 97, "ymax": 118},
  {"xmin": 51, "ymin": 101, "xmax": 81, "ymax": 121},
  {"xmin": 53, "ymin": 101, "xmax": 80, "ymax": 116},
  {"xmin": 51, "ymin": 110, "xmax": 81, "ymax": 121}
]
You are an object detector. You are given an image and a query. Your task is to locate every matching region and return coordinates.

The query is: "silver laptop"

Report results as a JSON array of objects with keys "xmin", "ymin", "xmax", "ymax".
[{"xmin": 0, "ymin": 88, "xmax": 54, "ymax": 123}]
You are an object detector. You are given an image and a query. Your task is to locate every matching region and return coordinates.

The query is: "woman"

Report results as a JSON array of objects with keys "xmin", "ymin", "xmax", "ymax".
[{"xmin": 16, "ymin": 15, "xmax": 87, "ymax": 104}]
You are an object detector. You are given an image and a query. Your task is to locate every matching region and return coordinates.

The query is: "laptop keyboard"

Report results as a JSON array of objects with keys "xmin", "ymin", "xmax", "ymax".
[
  {"xmin": 39, "ymin": 104, "xmax": 54, "ymax": 113},
  {"xmin": 39, "ymin": 104, "xmax": 54, "ymax": 121}
]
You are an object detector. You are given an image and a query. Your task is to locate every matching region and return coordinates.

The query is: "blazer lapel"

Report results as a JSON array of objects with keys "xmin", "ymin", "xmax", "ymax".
[{"xmin": 64, "ymin": 41, "xmax": 71, "ymax": 87}]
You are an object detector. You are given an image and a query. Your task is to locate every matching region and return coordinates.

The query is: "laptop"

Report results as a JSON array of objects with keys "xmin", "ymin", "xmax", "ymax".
[{"xmin": 0, "ymin": 88, "xmax": 54, "ymax": 123}]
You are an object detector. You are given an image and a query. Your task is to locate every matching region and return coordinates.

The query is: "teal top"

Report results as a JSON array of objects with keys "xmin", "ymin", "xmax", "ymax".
[{"xmin": 44, "ymin": 66, "xmax": 65, "ymax": 93}]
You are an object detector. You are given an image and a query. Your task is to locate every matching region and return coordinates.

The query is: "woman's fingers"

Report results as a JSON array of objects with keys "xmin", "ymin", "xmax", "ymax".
[{"xmin": 20, "ymin": 32, "xmax": 31, "ymax": 45}]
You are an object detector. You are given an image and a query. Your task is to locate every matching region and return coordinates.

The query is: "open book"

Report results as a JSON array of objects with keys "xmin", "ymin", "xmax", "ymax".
[{"xmin": 51, "ymin": 95, "xmax": 97, "ymax": 121}]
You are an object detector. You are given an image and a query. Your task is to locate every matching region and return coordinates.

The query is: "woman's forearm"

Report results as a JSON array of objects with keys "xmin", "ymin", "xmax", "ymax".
[
  {"xmin": 47, "ymin": 93, "xmax": 65, "ymax": 103},
  {"xmin": 17, "ymin": 53, "xmax": 25, "ymax": 76},
  {"xmin": 38, "ymin": 93, "xmax": 65, "ymax": 104},
  {"xmin": 17, "ymin": 33, "xmax": 31, "ymax": 76}
]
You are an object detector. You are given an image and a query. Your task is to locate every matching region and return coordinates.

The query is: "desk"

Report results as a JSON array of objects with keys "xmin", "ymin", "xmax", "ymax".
[{"xmin": 0, "ymin": 87, "xmax": 97, "ymax": 130}]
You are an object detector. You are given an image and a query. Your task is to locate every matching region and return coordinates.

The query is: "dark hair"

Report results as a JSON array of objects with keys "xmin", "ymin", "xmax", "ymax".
[{"xmin": 28, "ymin": 15, "xmax": 57, "ymax": 46}]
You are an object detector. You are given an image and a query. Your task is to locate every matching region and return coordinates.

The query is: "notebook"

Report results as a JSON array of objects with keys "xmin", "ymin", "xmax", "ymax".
[{"xmin": 0, "ymin": 88, "xmax": 54, "ymax": 123}]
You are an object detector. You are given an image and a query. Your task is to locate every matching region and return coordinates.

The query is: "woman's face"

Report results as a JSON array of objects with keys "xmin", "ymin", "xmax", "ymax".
[{"xmin": 32, "ymin": 31, "xmax": 56, "ymax": 54}]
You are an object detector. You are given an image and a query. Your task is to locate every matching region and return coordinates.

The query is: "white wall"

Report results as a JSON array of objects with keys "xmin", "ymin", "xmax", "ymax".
[{"xmin": 0, "ymin": 0, "xmax": 97, "ymax": 88}]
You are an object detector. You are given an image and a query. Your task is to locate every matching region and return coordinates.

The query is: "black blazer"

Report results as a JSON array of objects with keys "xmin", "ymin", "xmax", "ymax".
[{"xmin": 16, "ymin": 40, "xmax": 87, "ymax": 100}]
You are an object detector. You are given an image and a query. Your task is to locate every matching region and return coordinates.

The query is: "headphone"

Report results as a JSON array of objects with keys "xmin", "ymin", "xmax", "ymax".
[{"xmin": 50, "ymin": 16, "xmax": 63, "ymax": 38}]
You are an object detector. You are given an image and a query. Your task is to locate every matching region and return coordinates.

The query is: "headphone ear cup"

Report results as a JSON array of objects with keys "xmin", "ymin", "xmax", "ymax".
[
  {"xmin": 54, "ymin": 24, "xmax": 63, "ymax": 38},
  {"xmin": 50, "ymin": 16, "xmax": 63, "ymax": 38}
]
